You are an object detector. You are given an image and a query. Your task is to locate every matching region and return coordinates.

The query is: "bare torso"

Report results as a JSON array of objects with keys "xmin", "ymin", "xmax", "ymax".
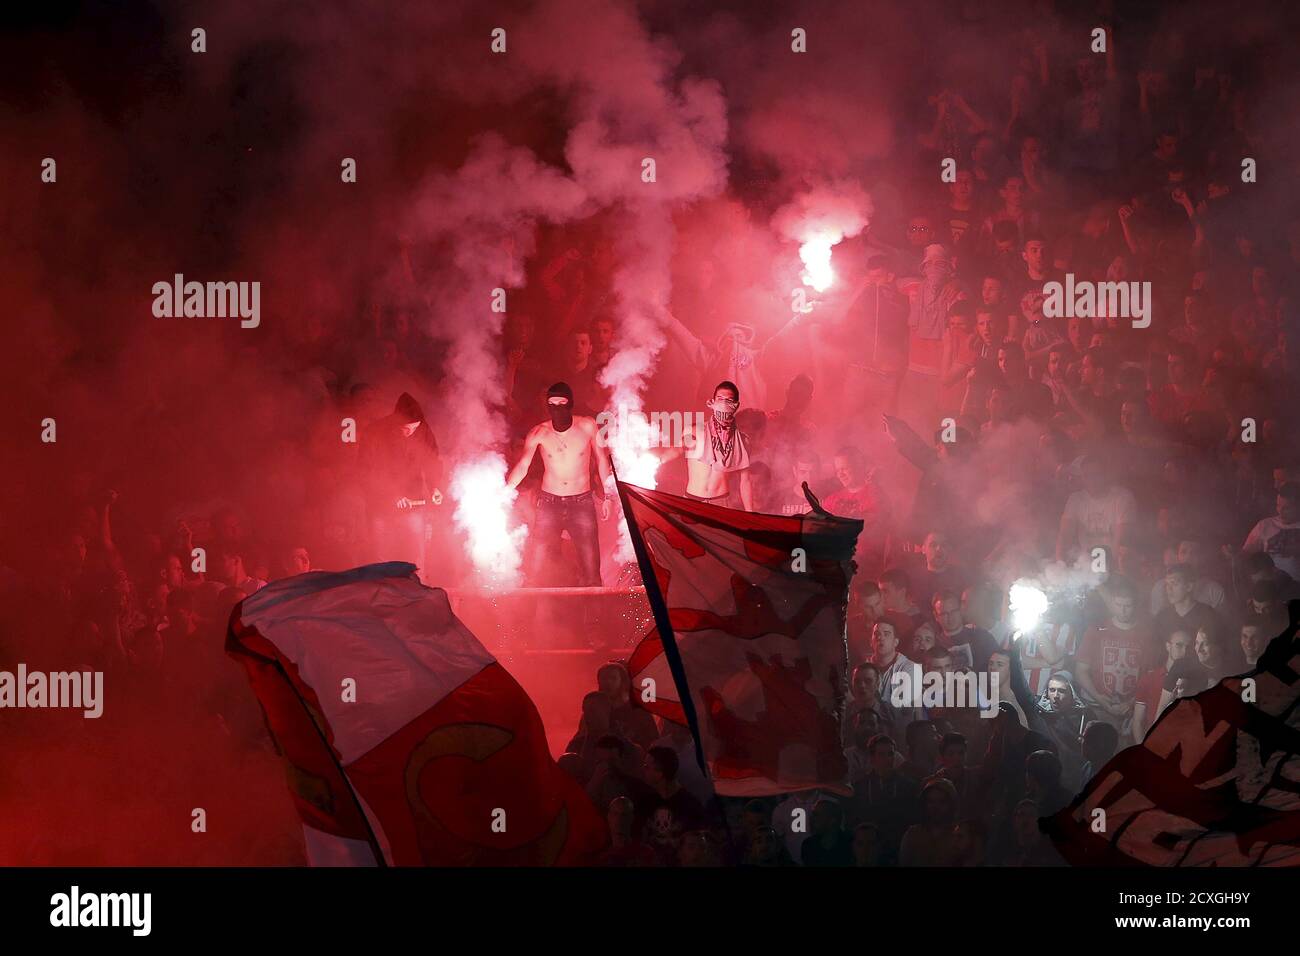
[
  {"xmin": 535, "ymin": 417, "xmax": 596, "ymax": 494},
  {"xmin": 683, "ymin": 422, "xmax": 733, "ymax": 497}
]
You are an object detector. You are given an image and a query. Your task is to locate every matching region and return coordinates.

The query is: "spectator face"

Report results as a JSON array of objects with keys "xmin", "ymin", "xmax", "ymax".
[
  {"xmin": 872, "ymin": 622, "xmax": 899, "ymax": 661},
  {"xmin": 1176, "ymin": 541, "xmax": 1203, "ymax": 568},
  {"xmin": 1023, "ymin": 240, "xmax": 1047, "ymax": 273},
  {"xmin": 951, "ymin": 170, "xmax": 974, "ymax": 204},
  {"xmin": 976, "ymin": 313, "xmax": 996, "ymax": 345},
  {"xmin": 1080, "ymin": 354, "xmax": 1104, "ymax": 389},
  {"xmin": 907, "ymin": 217, "xmax": 934, "ymax": 248},
  {"xmin": 1241, "ymin": 625, "xmax": 1265, "ymax": 660},
  {"xmin": 1047, "ymin": 349, "xmax": 1065, "ymax": 379},
  {"xmin": 989, "ymin": 652, "xmax": 1012, "ymax": 685},
  {"xmin": 607, "ymin": 798, "xmax": 635, "ymax": 839},
  {"xmin": 1164, "ymin": 573, "xmax": 1193, "ymax": 606},
  {"xmin": 923, "ymin": 532, "xmax": 949, "ymax": 569},
  {"xmin": 930, "ymin": 653, "xmax": 953, "ymax": 677},
  {"xmin": 948, "ymin": 313, "xmax": 972, "ymax": 338},
  {"xmin": 598, "ymin": 666, "xmax": 628, "ymax": 702},
  {"xmin": 854, "ymin": 709, "xmax": 880, "ymax": 740},
  {"xmin": 934, "ymin": 598, "xmax": 963, "ymax": 635},
  {"xmin": 940, "ymin": 742, "xmax": 966, "ymax": 771},
  {"xmin": 163, "ymin": 554, "xmax": 185, "ymax": 588},
  {"xmin": 912, "ymin": 623, "xmax": 937, "ymax": 654},
  {"xmin": 1110, "ymin": 593, "xmax": 1137, "ymax": 626},
  {"xmin": 594, "ymin": 320, "xmax": 614, "ymax": 350},
  {"xmin": 1020, "ymin": 292, "xmax": 1046, "ymax": 322},
  {"xmin": 997, "ymin": 348, "xmax": 1022, "ymax": 379},
  {"xmin": 1252, "ymin": 267, "xmax": 1273, "ymax": 298},
  {"xmin": 866, "ymin": 264, "xmax": 893, "ymax": 285},
  {"xmin": 1046, "ymin": 678, "xmax": 1074, "ymax": 709},
  {"xmin": 570, "ymin": 332, "xmax": 592, "ymax": 365},
  {"xmin": 870, "ymin": 740, "xmax": 896, "ymax": 774},
  {"xmin": 1000, "ymin": 177, "xmax": 1026, "ymax": 207},
  {"xmin": 862, "ymin": 588, "xmax": 885, "ymax": 620},
  {"xmin": 1167, "ymin": 630, "xmax": 1191, "ymax": 663},
  {"xmin": 1277, "ymin": 493, "xmax": 1299, "ymax": 523},
  {"xmin": 834, "ymin": 456, "xmax": 859, "ymax": 489},
  {"xmin": 792, "ymin": 458, "xmax": 815, "ymax": 486},
  {"xmin": 853, "ymin": 667, "xmax": 880, "ymax": 703},
  {"xmin": 1195, "ymin": 630, "xmax": 1217, "ymax": 666},
  {"xmin": 981, "ymin": 277, "xmax": 1003, "ymax": 304}
]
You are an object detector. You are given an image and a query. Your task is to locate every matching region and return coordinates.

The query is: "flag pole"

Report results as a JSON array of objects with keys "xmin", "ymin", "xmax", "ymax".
[{"xmin": 610, "ymin": 466, "xmax": 710, "ymax": 778}]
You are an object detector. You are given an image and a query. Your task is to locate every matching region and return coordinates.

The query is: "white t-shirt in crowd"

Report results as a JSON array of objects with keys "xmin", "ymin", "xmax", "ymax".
[
  {"xmin": 1243, "ymin": 517, "xmax": 1300, "ymax": 580},
  {"xmin": 1063, "ymin": 485, "xmax": 1137, "ymax": 555}
]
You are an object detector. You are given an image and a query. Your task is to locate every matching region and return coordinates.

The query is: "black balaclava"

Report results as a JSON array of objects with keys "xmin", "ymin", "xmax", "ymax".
[{"xmin": 547, "ymin": 382, "xmax": 574, "ymax": 432}]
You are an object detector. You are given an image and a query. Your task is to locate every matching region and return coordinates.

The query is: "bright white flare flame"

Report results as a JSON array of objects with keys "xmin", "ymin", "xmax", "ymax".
[
  {"xmin": 799, "ymin": 233, "xmax": 837, "ymax": 292},
  {"xmin": 450, "ymin": 455, "xmax": 528, "ymax": 588},
  {"xmin": 604, "ymin": 404, "xmax": 661, "ymax": 564},
  {"xmin": 1009, "ymin": 581, "xmax": 1049, "ymax": 634}
]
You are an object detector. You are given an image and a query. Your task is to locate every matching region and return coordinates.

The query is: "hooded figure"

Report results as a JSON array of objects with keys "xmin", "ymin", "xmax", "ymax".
[{"xmin": 361, "ymin": 392, "xmax": 443, "ymax": 517}]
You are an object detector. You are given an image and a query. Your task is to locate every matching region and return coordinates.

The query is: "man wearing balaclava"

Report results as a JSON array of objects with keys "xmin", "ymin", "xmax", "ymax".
[
  {"xmin": 505, "ymin": 382, "xmax": 613, "ymax": 586},
  {"xmin": 661, "ymin": 380, "xmax": 753, "ymax": 511},
  {"xmin": 359, "ymin": 392, "xmax": 444, "ymax": 576}
]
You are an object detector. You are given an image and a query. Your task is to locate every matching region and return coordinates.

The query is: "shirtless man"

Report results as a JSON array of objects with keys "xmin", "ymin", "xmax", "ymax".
[
  {"xmin": 662, "ymin": 380, "xmax": 753, "ymax": 511},
  {"xmin": 506, "ymin": 382, "xmax": 612, "ymax": 586}
]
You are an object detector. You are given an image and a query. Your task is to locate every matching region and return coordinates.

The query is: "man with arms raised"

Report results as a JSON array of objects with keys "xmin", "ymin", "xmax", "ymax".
[
  {"xmin": 506, "ymin": 382, "xmax": 612, "ymax": 587},
  {"xmin": 662, "ymin": 380, "xmax": 754, "ymax": 511}
]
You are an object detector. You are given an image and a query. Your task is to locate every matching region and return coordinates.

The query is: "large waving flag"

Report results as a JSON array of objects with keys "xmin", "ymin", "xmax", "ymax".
[
  {"xmin": 227, "ymin": 562, "xmax": 607, "ymax": 866},
  {"xmin": 619, "ymin": 483, "xmax": 862, "ymax": 796},
  {"xmin": 1046, "ymin": 603, "xmax": 1300, "ymax": 866}
]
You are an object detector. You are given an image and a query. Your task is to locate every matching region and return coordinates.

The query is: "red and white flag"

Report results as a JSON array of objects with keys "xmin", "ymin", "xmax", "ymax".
[
  {"xmin": 227, "ymin": 562, "xmax": 607, "ymax": 866},
  {"xmin": 620, "ymin": 483, "xmax": 862, "ymax": 796},
  {"xmin": 1046, "ymin": 605, "xmax": 1300, "ymax": 866}
]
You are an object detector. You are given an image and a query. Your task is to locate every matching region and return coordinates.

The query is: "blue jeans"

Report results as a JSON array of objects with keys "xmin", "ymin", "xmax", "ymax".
[{"xmin": 532, "ymin": 491, "xmax": 601, "ymax": 586}]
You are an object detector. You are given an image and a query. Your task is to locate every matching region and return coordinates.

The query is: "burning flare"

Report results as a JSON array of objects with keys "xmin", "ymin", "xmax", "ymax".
[
  {"xmin": 451, "ymin": 455, "xmax": 528, "ymax": 588},
  {"xmin": 799, "ymin": 233, "xmax": 837, "ymax": 292}
]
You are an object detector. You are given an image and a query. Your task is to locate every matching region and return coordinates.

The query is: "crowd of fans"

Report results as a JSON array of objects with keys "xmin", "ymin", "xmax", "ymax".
[{"xmin": 7, "ymin": 12, "xmax": 1298, "ymax": 865}]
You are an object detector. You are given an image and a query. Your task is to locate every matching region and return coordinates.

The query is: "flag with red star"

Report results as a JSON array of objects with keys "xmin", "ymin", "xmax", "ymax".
[{"xmin": 620, "ymin": 483, "xmax": 862, "ymax": 796}]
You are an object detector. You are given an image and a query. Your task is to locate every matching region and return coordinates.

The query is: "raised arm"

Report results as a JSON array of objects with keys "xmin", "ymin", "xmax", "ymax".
[{"xmin": 664, "ymin": 312, "xmax": 711, "ymax": 371}]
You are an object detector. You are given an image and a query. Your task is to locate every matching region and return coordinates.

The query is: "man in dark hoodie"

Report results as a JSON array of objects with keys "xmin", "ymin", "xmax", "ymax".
[{"xmin": 360, "ymin": 392, "xmax": 443, "ymax": 575}]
